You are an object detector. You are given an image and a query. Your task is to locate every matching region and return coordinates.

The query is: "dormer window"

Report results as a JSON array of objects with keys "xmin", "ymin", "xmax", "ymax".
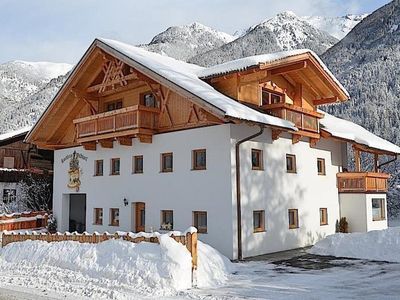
[
  {"xmin": 141, "ymin": 92, "xmax": 157, "ymax": 108},
  {"xmin": 261, "ymin": 89, "xmax": 283, "ymax": 106}
]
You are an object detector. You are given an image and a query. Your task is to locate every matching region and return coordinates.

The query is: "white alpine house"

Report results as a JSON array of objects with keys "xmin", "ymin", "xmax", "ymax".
[{"xmin": 26, "ymin": 38, "xmax": 400, "ymax": 260}]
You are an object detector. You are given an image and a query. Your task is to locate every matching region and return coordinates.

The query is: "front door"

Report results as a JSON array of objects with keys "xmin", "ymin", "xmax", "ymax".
[
  {"xmin": 133, "ymin": 202, "xmax": 145, "ymax": 232},
  {"xmin": 69, "ymin": 194, "xmax": 86, "ymax": 233}
]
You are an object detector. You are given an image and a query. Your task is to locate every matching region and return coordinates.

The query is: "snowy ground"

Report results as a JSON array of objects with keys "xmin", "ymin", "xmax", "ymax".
[{"xmin": 1, "ymin": 222, "xmax": 400, "ymax": 299}]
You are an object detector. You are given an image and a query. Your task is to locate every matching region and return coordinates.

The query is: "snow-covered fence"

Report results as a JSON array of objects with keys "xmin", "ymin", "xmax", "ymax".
[
  {"xmin": 1, "ymin": 229, "xmax": 198, "ymax": 270},
  {"xmin": 0, "ymin": 211, "xmax": 48, "ymax": 231}
]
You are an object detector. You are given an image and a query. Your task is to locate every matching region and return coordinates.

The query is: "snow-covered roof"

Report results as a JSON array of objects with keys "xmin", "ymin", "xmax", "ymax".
[
  {"xmin": 197, "ymin": 49, "xmax": 349, "ymax": 98},
  {"xmin": 98, "ymin": 38, "xmax": 297, "ymax": 130},
  {"xmin": 0, "ymin": 126, "xmax": 32, "ymax": 143},
  {"xmin": 320, "ymin": 111, "xmax": 400, "ymax": 154}
]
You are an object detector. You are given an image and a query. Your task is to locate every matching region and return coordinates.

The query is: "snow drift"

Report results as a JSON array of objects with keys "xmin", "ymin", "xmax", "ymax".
[
  {"xmin": 0, "ymin": 234, "xmax": 232, "ymax": 297},
  {"xmin": 310, "ymin": 228, "xmax": 400, "ymax": 262}
]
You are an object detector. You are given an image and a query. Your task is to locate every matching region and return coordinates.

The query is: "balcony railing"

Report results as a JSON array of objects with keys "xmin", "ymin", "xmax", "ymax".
[
  {"xmin": 263, "ymin": 103, "xmax": 321, "ymax": 133},
  {"xmin": 73, "ymin": 105, "xmax": 160, "ymax": 140},
  {"xmin": 337, "ymin": 172, "xmax": 390, "ymax": 193}
]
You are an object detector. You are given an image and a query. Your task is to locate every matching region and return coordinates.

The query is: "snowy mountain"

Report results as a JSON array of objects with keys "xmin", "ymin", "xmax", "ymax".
[
  {"xmin": 302, "ymin": 14, "xmax": 368, "ymax": 40},
  {"xmin": 0, "ymin": 61, "xmax": 72, "ymax": 134},
  {"xmin": 140, "ymin": 22, "xmax": 235, "ymax": 61},
  {"xmin": 321, "ymin": 0, "xmax": 400, "ymax": 216},
  {"xmin": 189, "ymin": 11, "xmax": 338, "ymax": 67}
]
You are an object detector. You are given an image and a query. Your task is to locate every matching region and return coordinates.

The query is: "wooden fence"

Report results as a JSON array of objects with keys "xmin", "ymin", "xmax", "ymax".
[
  {"xmin": 1, "ymin": 230, "xmax": 198, "ymax": 270},
  {"xmin": 0, "ymin": 211, "xmax": 48, "ymax": 231}
]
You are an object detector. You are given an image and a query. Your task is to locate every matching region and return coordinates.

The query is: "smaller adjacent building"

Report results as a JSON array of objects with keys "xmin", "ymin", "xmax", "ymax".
[{"xmin": 0, "ymin": 128, "xmax": 53, "ymax": 207}]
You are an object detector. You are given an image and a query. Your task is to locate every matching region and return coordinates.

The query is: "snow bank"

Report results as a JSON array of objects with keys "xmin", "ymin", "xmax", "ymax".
[
  {"xmin": 0, "ymin": 234, "xmax": 233, "ymax": 297},
  {"xmin": 309, "ymin": 228, "xmax": 400, "ymax": 262}
]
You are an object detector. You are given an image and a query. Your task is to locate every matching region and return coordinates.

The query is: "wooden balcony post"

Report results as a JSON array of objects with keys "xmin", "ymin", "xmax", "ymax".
[
  {"xmin": 374, "ymin": 153, "xmax": 379, "ymax": 172},
  {"xmin": 354, "ymin": 148, "xmax": 361, "ymax": 172}
]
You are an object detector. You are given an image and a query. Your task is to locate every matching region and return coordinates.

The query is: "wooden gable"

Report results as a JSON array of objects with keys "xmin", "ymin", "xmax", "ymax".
[{"xmin": 26, "ymin": 43, "xmax": 224, "ymax": 150}]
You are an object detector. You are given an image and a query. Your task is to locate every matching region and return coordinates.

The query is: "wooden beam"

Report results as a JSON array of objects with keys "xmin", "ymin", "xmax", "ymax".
[
  {"xmin": 118, "ymin": 137, "xmax": 132, "ymax": 146},
  {"xmin": 272, "ymin": 129, "xmax": 282, "ymax": 141},
  {"xmin": 269, "ymin": 61, "xmax": 307, "ymax": 76},
  {"xmin": 292, "ymin": 134, "xmax": 301, "ymax": 144},
  {"xmin": 86, "ymin": 73, "xmax": 138, "ymax": 93},
  {"xmin": 138, "ymin": 134, "xmax": 152, "ymax": 144},
  {"xmin": 354, "ymin": 146, "xmax": 361, "ymax": 172},
  {"xmin": 294, "ymin": 83, "xmax": 302, "ymax": 107},
  {"xmin": 99, "ymin": 139, "xmax": 114, "ymax": 148},
  {"xmin": 374, "ymin": 153, "xmax": 379, "ymax": 172},
  {"xmin": 309, "ymin": 137, "xmax": 318, "ymax": 148},
  {"xmin": 82, "ymin": 142, "xmax": 96, "ymax": 151},
  {"xmin": 313, "ymin": 96, "xmax": 339, "ymax": 106}
]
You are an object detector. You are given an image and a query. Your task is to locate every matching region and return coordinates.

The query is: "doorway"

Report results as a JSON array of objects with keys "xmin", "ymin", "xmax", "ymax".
[
  {"xmin": 132, "ymin": 202, "xmax": 145, "ymax": 232},
  {"xmin": 69, "ymin": 194, "xmax": 86, "ymax": 233}
]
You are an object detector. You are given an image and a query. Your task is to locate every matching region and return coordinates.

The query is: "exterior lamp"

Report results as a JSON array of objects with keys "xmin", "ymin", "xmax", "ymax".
[{"xmin": 123, "ymin": 198, "xmax": 128, "ymax": 206}]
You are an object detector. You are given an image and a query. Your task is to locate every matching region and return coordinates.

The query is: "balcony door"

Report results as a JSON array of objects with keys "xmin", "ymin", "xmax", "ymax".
[{"xmin": 132, "ymin": 202, "xmax": 145, "ymax": 232}]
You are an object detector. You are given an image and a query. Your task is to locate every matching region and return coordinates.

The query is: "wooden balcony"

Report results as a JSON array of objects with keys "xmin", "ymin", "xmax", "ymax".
[
  {"xmin": 263, "ymin": 103, "xmax": 322, "ymax": 133},
  {"xmin": 337, "ymin": 172, "xmax": 390, "ymax": 193},
  {"xmin": 73, "ymin": 105, "xmax": 160, "ymax": 143}
]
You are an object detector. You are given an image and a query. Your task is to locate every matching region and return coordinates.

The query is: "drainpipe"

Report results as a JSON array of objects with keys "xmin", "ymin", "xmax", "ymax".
[{"xmin": 235, "ymin": 125, "xmax": 264, "ymax": 261}]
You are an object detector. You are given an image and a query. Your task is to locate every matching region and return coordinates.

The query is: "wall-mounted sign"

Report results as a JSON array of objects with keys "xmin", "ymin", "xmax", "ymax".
[{"xmin": 61, "ymin": 151, "xmax": 88, "ymax": 192}]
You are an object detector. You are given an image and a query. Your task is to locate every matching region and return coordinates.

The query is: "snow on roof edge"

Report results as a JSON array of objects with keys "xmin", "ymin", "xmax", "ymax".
[
  {"xmin": 0, "ymin": 126, "xmax": 32, "ymax": 142},
  {"xmin": 320, "ymin": 110, "xmax": 400, "ymax": 155}
]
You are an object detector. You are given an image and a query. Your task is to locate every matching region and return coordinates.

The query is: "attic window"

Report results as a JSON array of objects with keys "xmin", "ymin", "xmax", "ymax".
[
  {"xmin": 141, "ymin": 92, "xmax": 157, "ymax": 108},
  {"xmin": 261, "ymin": 89, "xmax": 283, "ymax": 106},
  {"xmin": 105, "ymin": 100, "xmax": 122, "ymax": 112}
]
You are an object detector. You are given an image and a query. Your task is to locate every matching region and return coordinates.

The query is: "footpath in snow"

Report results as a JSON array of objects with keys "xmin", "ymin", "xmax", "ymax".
[
  {"xmin": 310, "ymin": 227, "xmax": 400, "ymax": 262},
  {"xmin": 0, "ymin": 233, "xmax": 233, "ymax": 299}
]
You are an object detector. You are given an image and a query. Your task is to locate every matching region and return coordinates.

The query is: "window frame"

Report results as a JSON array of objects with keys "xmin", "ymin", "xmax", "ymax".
[
  {"xmin": 94, "ymin": 159, "xmax": 104, "ymax": 176},
  {"xmin": 104, "ymin": 99, "xmax": 123, "ymax": 112},
  {"xmin": 109, "ymin": 208, "xmax": 120, "ymax": 226},
  {"xmin": 288, "ymin": 209, "xmax": 299, "ymax": 229},
  {"xmin": 193, "ymin": 211, "xmax": 208, "ymax": 234},
  {"xmin": 2, "ymin": 189, "xmax": 16, "ymax": 203},
  {"xmin": 319, "ymin": 208, "xmax": 328, "ymax": 226},
  {"xmin": 286, "ymin": 154, "xmax": 297, "ymax": 173},
  {"xmin": 253, "ymin": 210, "xmax": 265, "ymax": 233},
  {"xmin": 93, "ymin": 208, "xmax": 103, "ymax": 225},
  {"xmin": 317, "ymin": 158, "xmax": 326, "ymax": 176},
  {"xmin": 161, "ymin": 152, "xmax": 173, "ymax": 173},
  {"xmin": 140, "ymin": 92, "xmax": 157, "ymax": 108},
  {"xmin": 261, "ymin": 88, "xmax": 284, "ymax": 106},
  {"xmin": 372, "ymin": 198, "xmax": 386, "ymax": 221},
  {"xmin": 110, "ymin": 158, "xmax": 120, "ymax": 175},
  {"xmin": 160, "ymin": 210, "xmax": 174, "ymax": 230},
  {"xmin": 192, "ymin": 149, "xmax": 207, "ymax": 170},
  {"xmin": 251, "ymin": 149, "xmax": 264, "ymax": 170},
  {"xmin": 133, "ymin": 155, "xmax": 144, "ymax": 174}
]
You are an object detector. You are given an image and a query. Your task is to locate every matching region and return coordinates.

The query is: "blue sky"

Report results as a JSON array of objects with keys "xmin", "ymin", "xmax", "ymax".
[{"xmin": 0, "ymin": 0, "xmax": 391, "ymax": 64}]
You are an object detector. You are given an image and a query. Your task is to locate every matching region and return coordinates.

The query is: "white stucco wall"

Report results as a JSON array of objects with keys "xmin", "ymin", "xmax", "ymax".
[
  {"xmin": 230, "ymin": 125, "xmax": 344, "ymax": 258},
  {"xmin": 339, "ymin": 193, "xmax": 388, "ymax": 232},
  {"xmin": 53, "ymin": 125, "xmax": 235, "ymax": 258}
]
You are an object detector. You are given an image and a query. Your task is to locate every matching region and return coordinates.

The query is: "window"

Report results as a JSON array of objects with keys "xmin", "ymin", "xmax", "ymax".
[
  {"xmin": 251, "ymin": 149, "xmax": 263, "ymax": 170},
  {"xmin": 261, "ymin": 89, "xmax": 283, "ymax": 106},
  {"xmin": 372, "ymin": 198, "xmax": 386, "ymax": 221},
  {"xmin": 105, "ymin": 100, "xmax": 122, "ymax": 112},
  {"xmin": 110, "ymin": 208, "xmax": 119, "ymax": 226},
  {"xmin": 94, "ymin": 160, "xmax": 103, "ymax": 176},
  {"xmin": 193, "ymin": 211, "xmax": 207, "ymax": 233},
  {"xmin": 141, "ymin": 92, "xmax": 157, "ymax": 108},
  {"xmin": 317, "ymin": 158, "xmax": 326, "ymax": 175},
  {"xmin": 286, "ymin": 154, "xmax": 297, "ymax": 173},
  {"xmin": 160, "ymin": 210, "xmax": 173, "ymax": 230},
  {"xmin": 320, "ymin": 208, "xmax": 328, "ymax": 226},
  {"xmin": 94, "ymin": 208, "xmax": 103, "ymax": 225},
  {"xmin": 133, "ymin": 155, "xmax": 143, "ymax": 174},
  {"xmin": 192, "ymin": 149, "xmax": 206, "ymax": 170},
  {"xmin": 2, "ymin": 189, "xmax": 16, "ymax": 203},
  {"xmin": 3, "ymin": 156, "xmax": 15, "ymax": 169},
  {"xmin": 253, "ymin": 210, "xmax": 265, "ymax": 232},
  {"xmin": 111, "ymin": 158, "xmax": 120, "ymax": 175},
  {"xmin": 161, "ymin": 152, "xmax": 173, "ymax": 172},
  {"xmin": 288, "ymin": 209, "xmax": 299, "ymax": 229}
]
